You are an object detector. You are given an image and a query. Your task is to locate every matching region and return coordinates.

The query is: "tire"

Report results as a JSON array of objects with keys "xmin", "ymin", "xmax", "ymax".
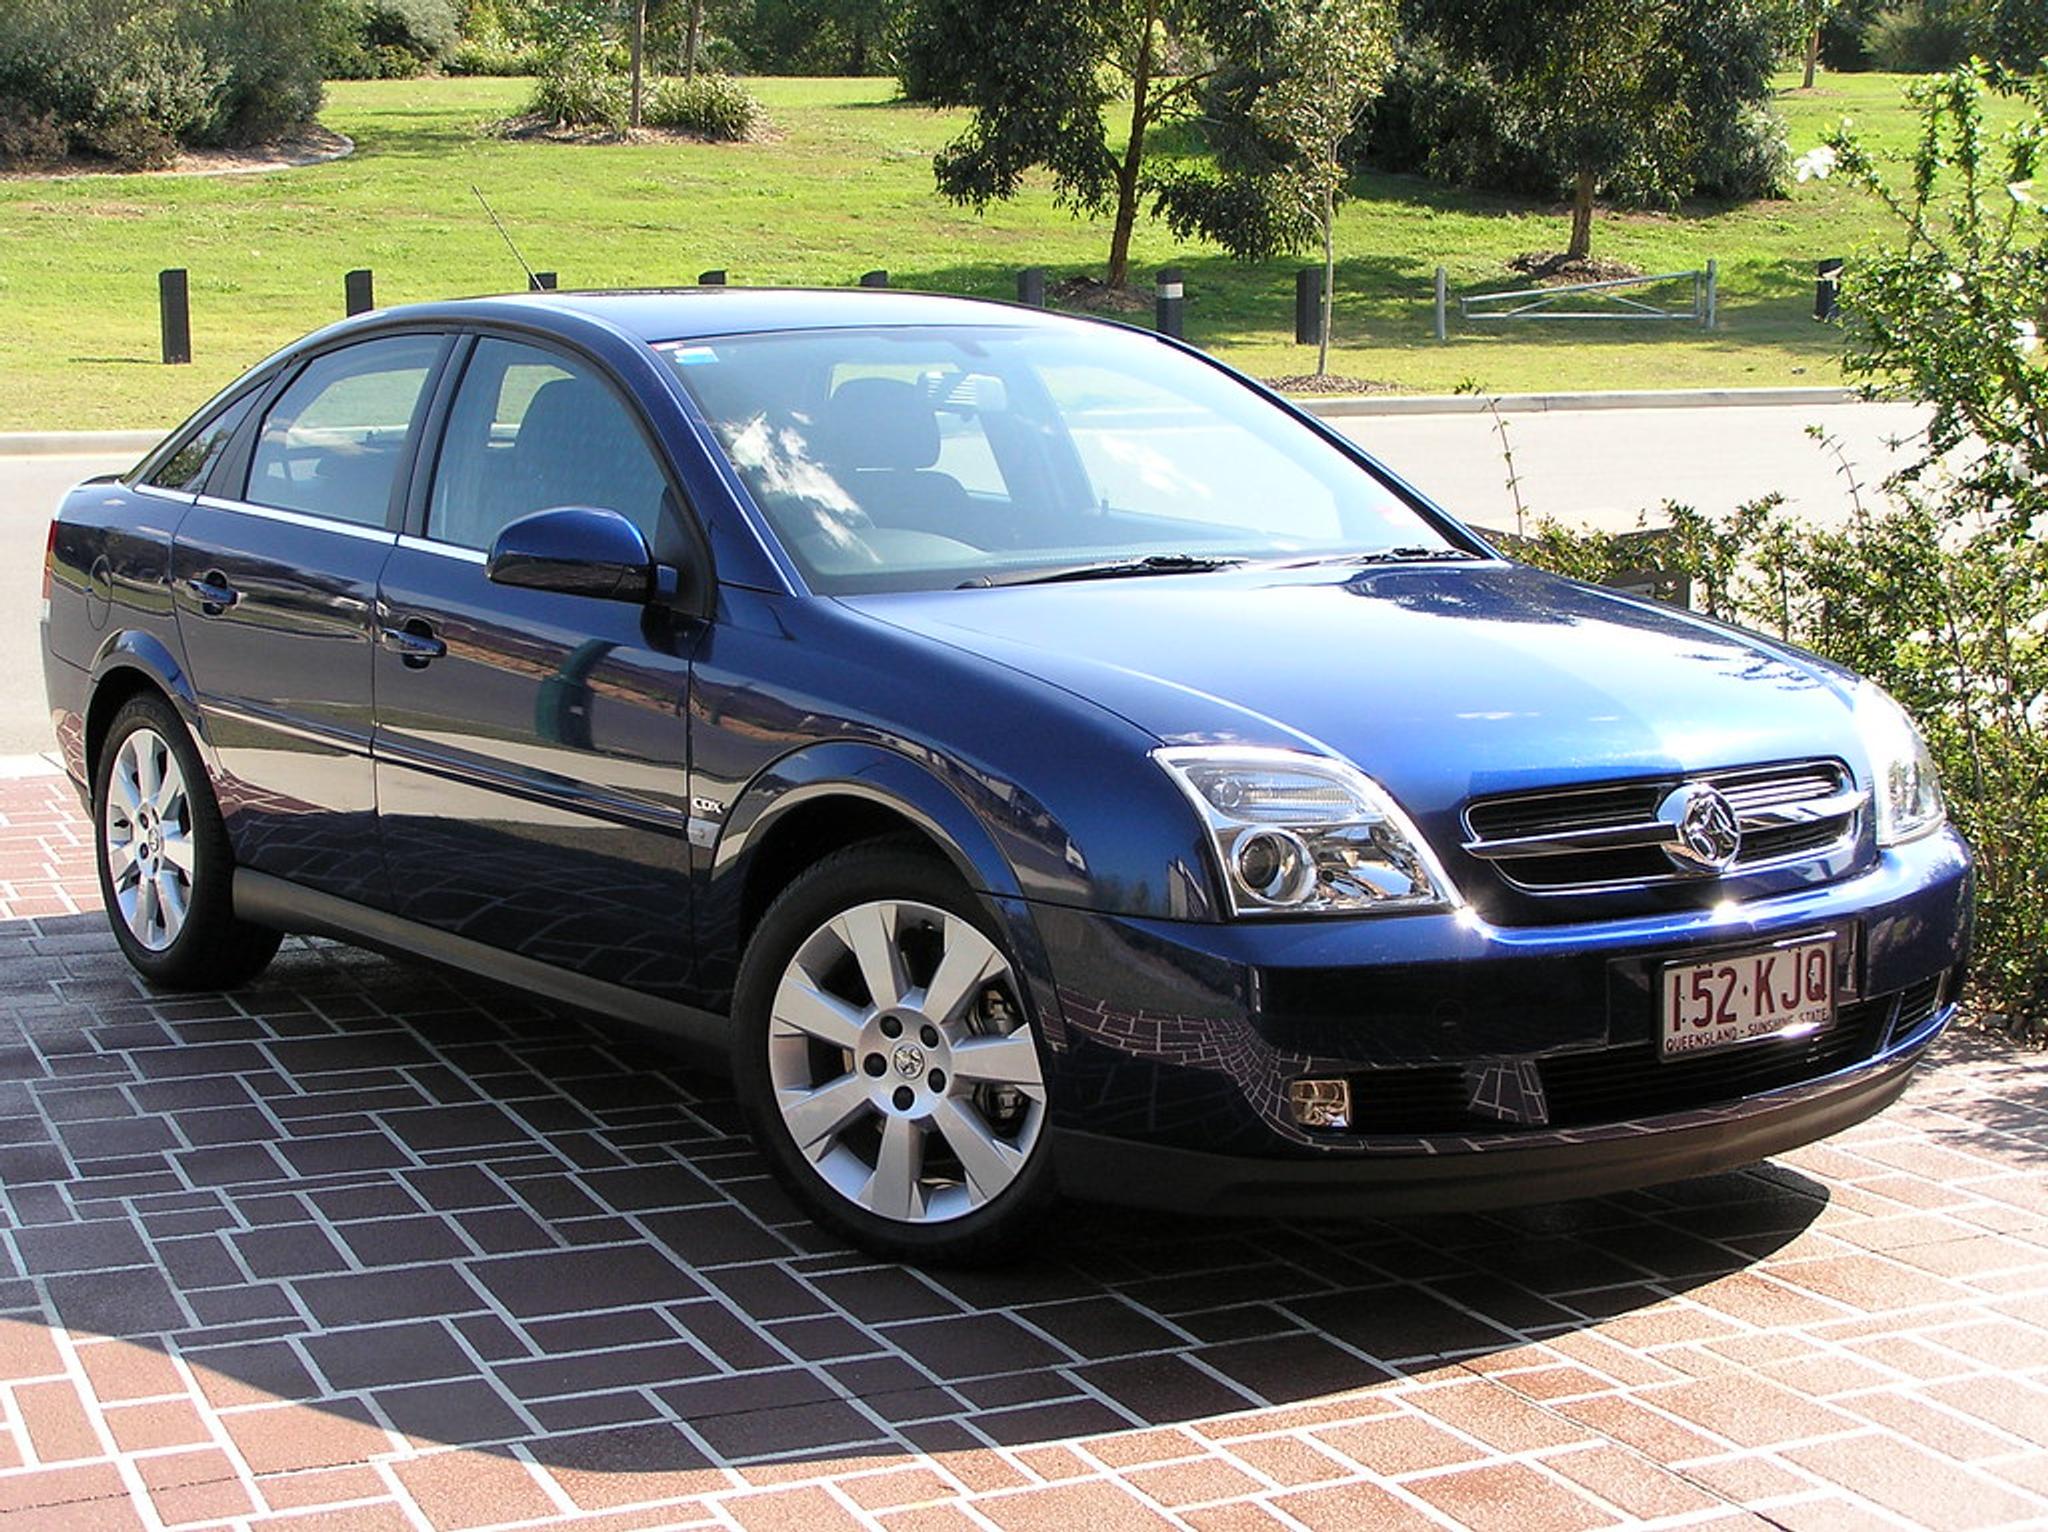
[
  {"xmin": 92, "ymin": 691, "xmax": 282, "ymax": 991},
  {"xmin": 732, "ymin": 841, "xmax": 1057, "ymax": 1264}
]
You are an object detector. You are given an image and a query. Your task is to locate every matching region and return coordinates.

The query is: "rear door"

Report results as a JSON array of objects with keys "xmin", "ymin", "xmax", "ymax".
[
  {"xmin": 371, "ymin": 334, "xmax": 701, "ymax": 999},
  {"xmin": 169, "ymin": 332, "xmax": 448, "ymax": 904}
]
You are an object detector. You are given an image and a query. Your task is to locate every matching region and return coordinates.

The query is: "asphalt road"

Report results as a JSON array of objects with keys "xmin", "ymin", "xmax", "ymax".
[
  {"xmin": 0, "ymin": 398, "xmax": 1932, "ymax": 756},
  {"xmin": 1332, "ymin": 398, "xmax": 1932, "ymax": 537}
]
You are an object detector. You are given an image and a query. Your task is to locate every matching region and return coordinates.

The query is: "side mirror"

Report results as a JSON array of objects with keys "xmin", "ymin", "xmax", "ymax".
[{"xmin": 485, "ymin": 506, "xmax": 679, "ymax": 604}]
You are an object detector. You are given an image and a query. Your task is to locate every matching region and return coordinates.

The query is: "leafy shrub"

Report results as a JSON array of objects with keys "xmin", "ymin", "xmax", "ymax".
[
  {"xmin": 324, "ymin": 0, "xmax": 459, "ymax": 79},
  {"xmin": 1867, "ymin": 1, "xmax": 1977, "ymax": 72},
  {"xmin": 1519, "ymin": 67, "xmax": 2048, "ymax": 1025},
  {"xmin": 0, "ymin": 0, "xmax": 242, "ymax": 168},
  {"xmin": 1820, "ymin": 0, "xmax": 1891, "ymax": 69},
  {"xmin": 446, "ymin": 32, "xmax": 542, "ymax": 75},
  {"xmin": 645, "ymin": 73, "xmax": 762, "ymax": 140},
  {"xmin": 186, "ymin": 0, "xmax": 325, "ymax": 146},
  {"xmin": 526, "ymin": 24, "xmax": 626, "ymax": 130},
  {"xmin": 0, "ymin": 101, "xmax": 66, "ymax": 165}
]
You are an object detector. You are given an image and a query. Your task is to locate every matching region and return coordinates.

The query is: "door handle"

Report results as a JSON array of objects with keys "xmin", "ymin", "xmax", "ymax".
[
  {"xmin": 184, "ymin": 572, "xmax": 238, "ymax": 615},
  {"xmin": 380, "ymin": 619, "xmax": 446, "ymax": 668}
]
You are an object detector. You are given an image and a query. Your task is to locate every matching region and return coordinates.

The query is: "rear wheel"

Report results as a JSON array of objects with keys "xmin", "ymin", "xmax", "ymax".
[
  {"xmin": 93, "ymin": 693, "xmax": 281, "ymax": 990},
  {"xmin": 733, "ymin": 843, "xmax": 1055, "ymax": 1263}
]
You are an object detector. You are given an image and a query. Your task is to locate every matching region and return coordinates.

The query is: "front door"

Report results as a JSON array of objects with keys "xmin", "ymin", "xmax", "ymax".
[
  {"xmin": 372, "ymin": 336, "xmax": 701, "ymax": 999},
  {"xmin": 170, "ymin": 332, "xmax": 447, "ymax": 904}
]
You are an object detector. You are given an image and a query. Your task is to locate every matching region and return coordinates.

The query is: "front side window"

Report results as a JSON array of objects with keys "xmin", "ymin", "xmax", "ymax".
[
  {"xmin": 663, "ymin": 324, "xmax": 1449, "ymax": 594},
  {"xmin": 428, "ymin": 338, "xmax": 672, "ymax": 552},
  {"xmin": 246, "ymin": 336, "xmax": 442, "ymax": 527}
]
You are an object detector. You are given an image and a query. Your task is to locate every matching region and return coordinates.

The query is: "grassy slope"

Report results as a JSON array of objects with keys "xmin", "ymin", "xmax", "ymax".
[{"xmin": 0, "ymin": 71, "xmax": 2028, "ymax": 431}]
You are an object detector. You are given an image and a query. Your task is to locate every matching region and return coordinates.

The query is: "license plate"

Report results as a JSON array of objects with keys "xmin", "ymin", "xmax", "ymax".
[{"xmin": 1660, "ymin": 936, "xmax": 1835, "ymax": 1058}]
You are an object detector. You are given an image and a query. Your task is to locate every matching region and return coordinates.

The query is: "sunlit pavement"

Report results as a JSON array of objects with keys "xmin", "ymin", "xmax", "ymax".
[{"xmin": 1, "ymin": 763, "xmax": 2045, "ymax": 1531}]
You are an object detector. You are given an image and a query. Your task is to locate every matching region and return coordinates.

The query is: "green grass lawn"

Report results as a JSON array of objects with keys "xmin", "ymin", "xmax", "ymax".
[{"xmin": 0, "ymin": 70, "xmax": 2031, "ymax": 431}]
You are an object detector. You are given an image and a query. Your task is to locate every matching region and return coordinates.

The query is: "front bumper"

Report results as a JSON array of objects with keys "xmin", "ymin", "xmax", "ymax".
[
  {"xmin": 1014, "ymin": 827, "xmax": 1971, "ymax": 1200},
  {"xmin": 1050, "ymin": 1009, "xmax": 1939, "ymax": 1216}
]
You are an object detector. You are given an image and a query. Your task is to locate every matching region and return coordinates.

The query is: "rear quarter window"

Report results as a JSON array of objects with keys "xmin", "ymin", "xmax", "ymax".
[{"xmin": 144, "ymin": 391, "xmax": 258, "ymax": 495}]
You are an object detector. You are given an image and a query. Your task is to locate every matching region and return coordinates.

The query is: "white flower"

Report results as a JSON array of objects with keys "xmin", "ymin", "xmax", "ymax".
[
  {"xmin": 2010, "ymin": 182, "xmax": 2036, "ymax": 205},
  {"xmin": 1942, "ymin": 271, "xmax": 1965, "ymax": 292},
  {"xmin": 1794, "ymin": 145, "xmax": 1837, "ymax": 183},
  {"xmin": 2016, "ymin": 319, "xmax": 2041, "ymax": 355}
]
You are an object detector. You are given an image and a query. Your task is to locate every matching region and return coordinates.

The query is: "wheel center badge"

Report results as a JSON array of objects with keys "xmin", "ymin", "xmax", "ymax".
[
  {"xmin": 1658, "ymin": 782, "xmax": 1742, "ymax": 873},
  {"xmin": 892, "ymin": 1043, "xmax": 926, "ymax": 1079}
]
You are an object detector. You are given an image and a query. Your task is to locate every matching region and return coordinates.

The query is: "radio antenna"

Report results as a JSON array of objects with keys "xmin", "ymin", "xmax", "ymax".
[{"xmin": 472, "ymin": 185, "xmax": 539, "ymax": 291}]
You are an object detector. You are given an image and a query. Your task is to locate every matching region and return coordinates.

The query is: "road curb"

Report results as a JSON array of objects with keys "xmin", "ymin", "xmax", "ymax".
[
  {"xmin": 0, "ymin": 752, "xmax": 64, "ymax": 779},
  {"xmin": 0, "ymin": 387, "xmax": 1869, "ymax": 457},
  {"xmin": 1304, "ymin": 386, "xmax": 1861, "ymax": 416},
  {"xmin": 0, "ymin": 431, "xmax": 159, "ymax": 459}
]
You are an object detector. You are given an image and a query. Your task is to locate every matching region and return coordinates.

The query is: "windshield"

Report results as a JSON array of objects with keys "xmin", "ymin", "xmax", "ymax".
[{"xmin": 661, "ymin": 323, "xmax": 1456, "ymax": 594}]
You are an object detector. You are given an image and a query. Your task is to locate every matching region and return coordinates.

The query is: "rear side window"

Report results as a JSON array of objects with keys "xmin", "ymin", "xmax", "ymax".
[
  {"xmin": 427, "ymin": 337, "xmax": 671, "ymax": 551},
  {"xmin": 146, "ymin": 391, "xmax": 257, "ymax": 494},
  {"xmin": 246, "ymin": 336, "xmax": 442, "ymax": 528}
]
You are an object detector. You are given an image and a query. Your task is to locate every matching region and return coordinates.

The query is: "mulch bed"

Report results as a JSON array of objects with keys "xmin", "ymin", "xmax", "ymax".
[
  {"xmin": 1263, "ymin": 373, "xmax": 1399, "ymax": 396},
  {"xmin": 0, "ymin": 125, "xmax": 353, "ymax": 180},
  {"xmin": 487, "ymin": 113, "xmax": 779, "ymax": 146},
  {"xmin": 1507, "ymin": 250, "xmax": 1646, "ymax": 287},
  {"xmin": 1046, "ymin": 275, "xmax": 1152, "ymax": 314}
]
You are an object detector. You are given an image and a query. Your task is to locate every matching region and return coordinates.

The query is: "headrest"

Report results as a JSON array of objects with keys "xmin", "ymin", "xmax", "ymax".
[{"xmin": 816, "ymin": 377, "xmax": 940, "ymax": 472}]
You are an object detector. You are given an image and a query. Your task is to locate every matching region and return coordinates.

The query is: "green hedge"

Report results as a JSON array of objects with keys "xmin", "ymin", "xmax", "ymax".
[{"xmin": 0, "ymin": 0, "xmax": 324, "ymax": 168}]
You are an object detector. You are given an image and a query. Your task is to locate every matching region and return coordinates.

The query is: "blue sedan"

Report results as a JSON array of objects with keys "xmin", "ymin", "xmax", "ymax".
[{"xmin": 40, "ymin": 289, "xmax": 1972, "ymax": 1262}]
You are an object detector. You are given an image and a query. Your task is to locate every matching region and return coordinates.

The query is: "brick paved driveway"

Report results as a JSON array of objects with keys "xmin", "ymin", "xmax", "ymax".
[{"xmin": 1, "ymin": 764, "xmax": 2045, "ymax": 1532}]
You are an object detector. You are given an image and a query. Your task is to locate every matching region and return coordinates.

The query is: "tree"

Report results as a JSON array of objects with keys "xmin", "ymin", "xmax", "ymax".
[
  {"xmin": 1153, "ymin": 0, "xmax": 1395, "ymax": 373},
  {"xmin": 1799, "ymin": 0, "xmax": 1835, "ymax": 87},
  {"xmin": 1415, "ymin": 0, "xmax": 1696, "ymax": 261},
  {"xmin": 901, "ymin": 0, "xmax": 1220, "ymax": 288},
  {"xmin": 629, "ymin": 0, "xmax": 645, "ymax": 124}
]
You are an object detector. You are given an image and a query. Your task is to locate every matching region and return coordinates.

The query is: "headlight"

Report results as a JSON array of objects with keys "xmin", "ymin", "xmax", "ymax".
[
  {"xmin": 1852, "ymin": 681, "xmax": 1946, "ymax": 846},
  {"xmin": 1153, "ymin": 746, "xmax": 1460, "ymax": 916}
]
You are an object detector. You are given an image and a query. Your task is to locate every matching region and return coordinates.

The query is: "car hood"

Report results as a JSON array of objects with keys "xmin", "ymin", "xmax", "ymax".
[{"xmin": 843, "ymin": 562, "xmax": 1866, "ymax": 824}]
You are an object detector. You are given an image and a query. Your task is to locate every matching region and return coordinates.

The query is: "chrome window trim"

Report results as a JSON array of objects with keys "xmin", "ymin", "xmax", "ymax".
[
  {"xmin": 396, "ymin": 534, "xmax": 488, "ymax": 564},
  {"xmin": 192, "ymin": 494, "xmax": 399, "ymax": 545}
]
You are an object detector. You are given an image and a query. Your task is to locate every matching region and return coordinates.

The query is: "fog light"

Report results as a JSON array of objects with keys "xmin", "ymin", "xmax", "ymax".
[{"xmin": 1287, "ymin": 1077, "xmax": 1351, "ymax": 1130}]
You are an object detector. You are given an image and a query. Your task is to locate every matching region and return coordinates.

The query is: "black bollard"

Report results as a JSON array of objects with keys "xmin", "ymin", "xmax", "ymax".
[
  {"xmin": 859, "ymin": 270, "xmax": 889, "ymax": 288},
  {"xmin": 1295, "ymin": 268, "xmax": 1323, "ymax": 346},
  {"xmin": 698, "ymin": 269, "xmax": 727, "ymax": 286},
  {"xmin": 344, "ymin": 269, "xmax": 374, "ymax": 317},
  {"xmin": 529, "ymin": 271, "xmax": 558, "ymax": 291},
  {"xmin": 1815, "ymin": 258, "xmax": 1844, "ymax": 322},
  {"xmin": 159, "ymin": 269, "xmax": 191, "ymax": 365},
  {"xmin": 1155, "ymin": 267, "xmax": 1184, "ymax": 340},
  {"xmin": 1017, "ymin": 267, "xmax": 1046, "ymax": 307}
]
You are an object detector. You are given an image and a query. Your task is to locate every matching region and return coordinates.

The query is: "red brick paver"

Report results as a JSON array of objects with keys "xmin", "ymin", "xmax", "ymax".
[{"xmin": 1, "ymin": 766, "xmax": 2045, "ymax": 1529}]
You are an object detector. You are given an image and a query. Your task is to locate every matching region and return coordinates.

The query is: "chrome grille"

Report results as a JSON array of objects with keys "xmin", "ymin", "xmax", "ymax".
[{"xmin": 1463, "ymin": 759, "xmax": 1865, "ymax": 892}]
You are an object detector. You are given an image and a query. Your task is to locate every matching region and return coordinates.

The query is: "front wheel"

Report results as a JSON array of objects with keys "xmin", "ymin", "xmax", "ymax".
[
  {"xmin": 93, "ymin": 692, "xmax": 282, "ymax": 990},
  {"xmin": 733, "ymin": 844, "xmax": 1056, "ymax": 1264}
]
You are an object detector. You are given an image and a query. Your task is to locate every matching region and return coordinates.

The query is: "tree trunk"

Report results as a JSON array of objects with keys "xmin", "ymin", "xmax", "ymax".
[
  {"xmin": 1104, "ymin": 0, "xmax": 1158, "ymax": 290},
  {"xmin": 684, "ymin": 0, "xmax": 704, "ymax": 81},
  {"xmin": 848, "ymin": 17, "xmax": 868, "ymax": 76},
  {"xmin": 1803, "ymin": 24, "xmax": 1820, "ymax": 89},
  {"xmin": 1567, "ymin": 169, "xmax": 1595, "ymax": 260},
  {"xmin": 1317, "ymin": 177, "xmax": 1335, "ymax": 377},
  {"xmin": 629, "ymin": 0, "xmax": 645, "ymax": 129}
]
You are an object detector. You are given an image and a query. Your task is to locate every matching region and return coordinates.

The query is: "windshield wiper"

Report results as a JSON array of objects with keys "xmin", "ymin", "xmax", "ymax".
[
  {"xmin": 1266, "ymin": 546, "xmax": 1489, "ymax": 570},
  {"xmin": 960, "ymin": 554, "xmax": 1247, "ymax": 588}
]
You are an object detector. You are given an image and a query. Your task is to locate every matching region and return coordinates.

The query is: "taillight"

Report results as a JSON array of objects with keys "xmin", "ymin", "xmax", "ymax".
[{"xmin": 41, "ymin": 517, "xmax": 59, "ymax": 606}]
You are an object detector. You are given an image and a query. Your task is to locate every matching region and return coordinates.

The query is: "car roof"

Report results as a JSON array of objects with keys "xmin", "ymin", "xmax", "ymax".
[{"xmin": 360, "ymin": 287, "xmax": 1086, "ymax": 345}]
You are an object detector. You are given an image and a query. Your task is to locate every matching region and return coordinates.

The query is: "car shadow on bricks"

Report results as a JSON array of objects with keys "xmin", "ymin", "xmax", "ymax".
[{"xmin": 0, "ymin": 907, "xmax": 1838, "ymax": 1491}]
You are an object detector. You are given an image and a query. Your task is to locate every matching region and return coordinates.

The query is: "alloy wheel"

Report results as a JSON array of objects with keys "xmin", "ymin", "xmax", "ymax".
[
  {"xmin": 766, "ymin": 899, "xmax": 1047, "ymax": 1225},
  {"xmin": 103, "ymin": 727, "xmax": 195, "ymax": 952}
]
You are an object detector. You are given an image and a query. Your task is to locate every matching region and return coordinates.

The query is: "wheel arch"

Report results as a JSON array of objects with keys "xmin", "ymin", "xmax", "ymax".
[
  {"xmin": 84, "ymin": 632, "xmax": 205, "ymax": 788},
  {"xmin": 708, "ymin": 741, "xmax": 1029, "ymax": 971}
]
